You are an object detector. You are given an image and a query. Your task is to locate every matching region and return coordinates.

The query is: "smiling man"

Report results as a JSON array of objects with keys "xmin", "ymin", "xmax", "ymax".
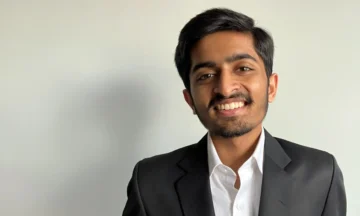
[{"xmin": 123, "ymin": 8, "xmax": 346, "ymax": 216}]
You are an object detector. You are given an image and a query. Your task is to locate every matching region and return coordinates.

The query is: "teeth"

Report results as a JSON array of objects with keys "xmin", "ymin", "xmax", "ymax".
[{"xmin": 217, "ymin": 102, "xmax": 245, "ymax": 110}]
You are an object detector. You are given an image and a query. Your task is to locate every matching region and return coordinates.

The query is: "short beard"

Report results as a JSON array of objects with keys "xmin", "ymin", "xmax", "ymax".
[
  {"xmin": 212, "ymin": 121, "xmax": 254, "ymax": 138},
  {"xmin": 192, "ymin": 86, "xmax": 269, "ymax": 139},
  {"xmin": 193, "ymin": 94, "xmax": 269, "ymax": 139}
]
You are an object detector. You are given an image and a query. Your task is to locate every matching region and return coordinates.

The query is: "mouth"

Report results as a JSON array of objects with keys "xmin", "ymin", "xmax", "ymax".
[{"xmin": 213, "ymin": 101, "xmax": 249, "ymax": 117}]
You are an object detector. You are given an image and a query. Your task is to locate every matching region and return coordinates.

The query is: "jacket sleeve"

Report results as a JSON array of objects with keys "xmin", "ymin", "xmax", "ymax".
[
  {"xmin": 122, "ymin": 162, "xmax": 147, "ymax": 216},
  {"xmin": 321, "ymin": 155, "xmax": 347, "ymax": 216}
]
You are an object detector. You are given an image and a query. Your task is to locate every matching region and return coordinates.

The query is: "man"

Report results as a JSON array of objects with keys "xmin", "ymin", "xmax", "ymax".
[{"xmin": 122, "ymin": 8, "xmax": 346, "ymax": 216}]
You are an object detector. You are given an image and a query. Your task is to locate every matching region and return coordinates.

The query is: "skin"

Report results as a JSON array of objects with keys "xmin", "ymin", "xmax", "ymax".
[{"xmin": 183, "ymin": 31, "xmax": 278, "ymax": 189}]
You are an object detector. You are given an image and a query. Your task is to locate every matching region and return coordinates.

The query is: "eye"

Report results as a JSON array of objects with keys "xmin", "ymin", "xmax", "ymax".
[
  {"xmin": 237, "ymin": 66, "xmax": 253, "ymax": 71},
  {"xmin": 197, "ymin": 73, "xmax": 214, "ymax": 81}
]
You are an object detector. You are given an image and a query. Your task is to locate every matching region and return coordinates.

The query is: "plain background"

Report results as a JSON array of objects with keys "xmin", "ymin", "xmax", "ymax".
[{"xmin": 1, "ymin": 0, "xmax": 359, "ymax": 215}]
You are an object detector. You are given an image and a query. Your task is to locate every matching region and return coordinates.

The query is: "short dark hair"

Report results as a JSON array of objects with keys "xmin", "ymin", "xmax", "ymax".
[{"xmin": 174, "ymin": 8, "xmax": 274, "ymax": 90}]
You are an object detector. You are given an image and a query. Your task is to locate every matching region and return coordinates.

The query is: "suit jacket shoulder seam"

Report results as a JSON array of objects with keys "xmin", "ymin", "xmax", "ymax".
[
  {"xmin": 320, "ymin": 154, "xmax": 335, "ymax": 216},
  {"xmin": 135, "ymin": 161, "xmax": 148, "ymax": 215}
]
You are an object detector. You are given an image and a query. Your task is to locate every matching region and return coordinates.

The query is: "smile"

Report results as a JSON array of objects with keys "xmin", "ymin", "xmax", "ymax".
[{"xmin": 215, "ymin": 101, "xmax": 245, "ymax": 110}]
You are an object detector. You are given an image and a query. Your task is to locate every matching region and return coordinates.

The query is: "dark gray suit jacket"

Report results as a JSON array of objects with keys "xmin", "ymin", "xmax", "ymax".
[{"xmin": 123, "ymin": 130, "xmax": 346, "ymax": 216}]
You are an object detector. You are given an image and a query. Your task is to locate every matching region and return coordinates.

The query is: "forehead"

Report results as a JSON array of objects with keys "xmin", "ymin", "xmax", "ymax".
[{"xmin": 191, "ymin": 31, "xmax": 261, "ymax": 64}]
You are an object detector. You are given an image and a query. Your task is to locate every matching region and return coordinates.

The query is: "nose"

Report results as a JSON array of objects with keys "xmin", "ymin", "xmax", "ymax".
[{"xmin": 213, "ymin": 70, "xmax": 239, "ymax": 97}]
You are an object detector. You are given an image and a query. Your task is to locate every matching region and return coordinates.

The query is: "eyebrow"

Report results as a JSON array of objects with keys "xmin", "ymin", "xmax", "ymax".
[
  {"xmin": 191, "ymin": 53, "xmax": 257, "ymax": 74},
  {"xmin": 225, "ymin": 53, "xmax": 257, "ymax": 63}
]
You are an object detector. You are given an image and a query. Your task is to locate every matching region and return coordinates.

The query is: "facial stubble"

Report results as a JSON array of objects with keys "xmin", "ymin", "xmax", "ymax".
[{"xmin": 192, "ymin": 89, "xmax": 269, "ymax": 138}]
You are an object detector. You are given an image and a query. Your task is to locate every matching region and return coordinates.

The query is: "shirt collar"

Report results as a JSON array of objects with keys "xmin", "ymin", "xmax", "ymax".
[{"xmin": 207, "ymin": 127, "xmax": 265, "ymax": 175}]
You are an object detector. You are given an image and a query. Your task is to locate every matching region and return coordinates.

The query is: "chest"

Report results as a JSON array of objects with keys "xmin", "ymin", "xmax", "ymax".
[{"xmin": 210, "ymin": 165, "xmax": 262, "ymax": 216}]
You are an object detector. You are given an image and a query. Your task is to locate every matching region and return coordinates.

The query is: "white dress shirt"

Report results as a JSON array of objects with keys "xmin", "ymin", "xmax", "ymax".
[{"xmin": 207, "ymin": 128, "xmax": 265, "ymax": 216}]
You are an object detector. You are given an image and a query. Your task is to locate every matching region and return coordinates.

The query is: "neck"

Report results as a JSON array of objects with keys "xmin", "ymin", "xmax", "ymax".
[{"xmin": 210, "ymin": 124, "xmax": 263, "ymax": 172}]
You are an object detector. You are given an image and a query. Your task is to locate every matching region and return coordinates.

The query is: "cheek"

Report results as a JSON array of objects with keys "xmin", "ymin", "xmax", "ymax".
[
  {"xmin": 191, "ymin": 87, "xmax": 212, "ymax": 109},
  {"xmin": 247, "ymin": 78, "xmax": 268, "ymax": 99}
]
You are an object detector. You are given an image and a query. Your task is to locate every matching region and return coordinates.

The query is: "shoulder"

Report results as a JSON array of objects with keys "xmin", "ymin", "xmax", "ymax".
[
  {"xmin": 273, "ymin": 136, "xmax": 346, "ymax": 211},
  {"xmin": 274, "ymin": 137, "xmax": 337, "ymax": 179},
  {"xmin": 135, "ymin": 143, "xmax": 197, "ymax": 175},
  {"xmin": 275, "ymin": 136, "xmax": 334, "ymax": 163}
]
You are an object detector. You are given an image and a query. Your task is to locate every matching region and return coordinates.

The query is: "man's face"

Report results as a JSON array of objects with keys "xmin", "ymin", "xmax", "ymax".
[{"xmin": 183, "ymin": 31, "xmax": 278, "ymax": 138}]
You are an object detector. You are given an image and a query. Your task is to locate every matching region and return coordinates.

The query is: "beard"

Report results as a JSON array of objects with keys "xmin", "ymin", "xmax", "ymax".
[
  {"xmin": 210, "ymin": 117, "xmax": 254, "ymax": 138},
  {"xmin": 193, "ymin": 91, "xmax": 269, "ymax": 138}
]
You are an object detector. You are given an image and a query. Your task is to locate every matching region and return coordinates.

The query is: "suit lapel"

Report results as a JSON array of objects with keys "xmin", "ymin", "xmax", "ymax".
[
  {"xmin": 174, "ymin": 130, "xmax": 294, "ymax": 216},
  {"xmin": 175, "ymin": 135, "xmax": 215, "ymax": 216},
  {"xmin": 258, "ymin": 130, "xmax": 294, "ymax": 216}
]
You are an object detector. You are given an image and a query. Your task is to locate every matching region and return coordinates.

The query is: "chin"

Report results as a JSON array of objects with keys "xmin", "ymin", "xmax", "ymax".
[{"xmin": 211, "ymin": 123, "xmax": 254, "ymax": 138}]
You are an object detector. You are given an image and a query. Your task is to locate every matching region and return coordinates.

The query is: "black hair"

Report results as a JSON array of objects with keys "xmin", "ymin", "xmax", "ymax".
[{"xmin": 174, "ymin": 8, "xmax": 274, "ymax": 90}]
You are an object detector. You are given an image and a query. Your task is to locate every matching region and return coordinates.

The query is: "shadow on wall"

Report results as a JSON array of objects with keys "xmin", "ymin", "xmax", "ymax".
[{"xmin": 48, "ymin": 72, "xmax": 155, "ymax": 216}]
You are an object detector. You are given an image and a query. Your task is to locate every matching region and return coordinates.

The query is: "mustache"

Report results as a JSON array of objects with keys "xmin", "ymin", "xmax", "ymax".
[{"xmin": 208, "ymin": 92, "xmax": 253, "ymax": 108}]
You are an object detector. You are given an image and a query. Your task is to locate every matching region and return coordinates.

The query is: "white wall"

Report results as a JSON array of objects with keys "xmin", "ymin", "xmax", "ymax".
[{"xmin": 0, "ymin": 0, "xmax": 359, "ymax": 215}]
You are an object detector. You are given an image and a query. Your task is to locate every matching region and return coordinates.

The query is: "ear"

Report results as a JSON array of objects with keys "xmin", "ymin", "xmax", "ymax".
[
  {"xmin": 183, "ymin": 89, "xmax": 196, "ymax": 114},
  {"xmin": 268, "ymin": 73, "xmax": 278, "ymax": 103}
]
